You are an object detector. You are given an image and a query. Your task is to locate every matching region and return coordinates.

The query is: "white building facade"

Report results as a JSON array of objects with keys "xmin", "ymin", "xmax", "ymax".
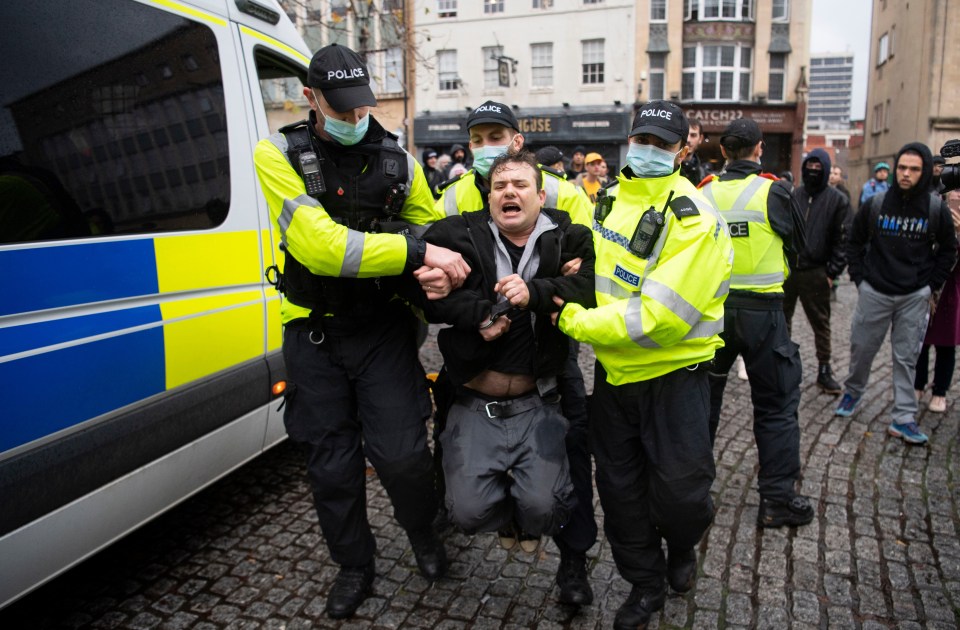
[{"xmin": 413, "ymin": 0, "xmax": 639, "ymax": 170}]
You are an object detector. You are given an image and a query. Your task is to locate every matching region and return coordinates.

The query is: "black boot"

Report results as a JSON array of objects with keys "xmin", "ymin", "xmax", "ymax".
[
  {"xmin": 613, "ymin": 584, "xmax": 667, "ymax": 630},
  {"xmin": 409, "ymin": 528, "xmax": 448, "ymax": 580},
  {"xmin": 666, "ymin": 547, "xmax": 697, "ymax": 593},
  {"xmin": 556, "ymin": 549, "xmax": 593, "ymax": 606},
  {"xmin": 325, "ymin": 561, "xmax": 375, "ymax": 619},
  {"xmin": 757, "ymin": 495, "xmax": 815, "ymax": 528},
  {"xmin": 817, "ymin": 363, "xmax": 842, "ymax": 394}
]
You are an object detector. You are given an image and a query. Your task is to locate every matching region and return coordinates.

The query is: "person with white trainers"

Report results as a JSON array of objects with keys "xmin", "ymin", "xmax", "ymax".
[
  {"xmin": 837, "ymin": 143, "xmax": 957, "ymax": 445},
  {"xmin": 915, "ymin": 188, "xmax": 960, "ymax": 415}
]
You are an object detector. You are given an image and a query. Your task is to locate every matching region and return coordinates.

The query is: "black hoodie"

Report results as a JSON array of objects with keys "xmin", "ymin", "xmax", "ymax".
[
  {"xmin": 847, "ymin": 142, "xmax": 957, "ymax": 295},
  {"xmin": 792, "ymin": 148, "xmax": 852, "ymax": 276}
]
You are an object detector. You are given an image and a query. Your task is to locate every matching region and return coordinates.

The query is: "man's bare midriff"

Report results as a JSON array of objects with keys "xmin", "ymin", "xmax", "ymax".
[{"xmin": 464, "ymin": 370, "xmax": 536, "ymax": 398}]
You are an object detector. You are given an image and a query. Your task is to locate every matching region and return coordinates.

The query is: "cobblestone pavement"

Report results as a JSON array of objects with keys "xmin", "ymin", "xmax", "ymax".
[{"xmin": 4, "ymin": 282, "xmax": 960, "ymax": 628}]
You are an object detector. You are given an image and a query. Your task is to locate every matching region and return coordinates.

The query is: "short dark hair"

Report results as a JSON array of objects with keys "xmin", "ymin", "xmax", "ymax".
[
  {"xmin": 688, "ymin": 117, "xmax": 703, "ymax": 133},
  {"xmin": 724, "ymin": 142, "xmax": 758, "ymax": 161},
  {"xmin": 489, "ymin": 149, "xmax": 543, "ymax": 191}
]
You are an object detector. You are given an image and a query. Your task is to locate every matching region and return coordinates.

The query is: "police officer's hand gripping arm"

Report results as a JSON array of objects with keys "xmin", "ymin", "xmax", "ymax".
[{"xmin": 254, "ymin": 142, "xmax": 468, "ymax": 289}]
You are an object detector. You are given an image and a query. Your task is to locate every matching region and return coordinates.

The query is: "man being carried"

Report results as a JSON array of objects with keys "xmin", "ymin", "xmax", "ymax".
[
  {"xmin": 433, "ymin": 101, "xmax": 597, "ymax": 606},
  {"xmin": 418, "ymin": 150, "xmax": 596, "ymax": 557}
]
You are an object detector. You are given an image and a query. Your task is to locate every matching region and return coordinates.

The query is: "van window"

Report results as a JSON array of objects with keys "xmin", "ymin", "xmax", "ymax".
[
  {"xmin": 255, "ymin": 52, "xmax": 309, "ymax": 135},
  {"xmin": 0, "ymin": 0, "xmax": 230, "ymax": 245}
]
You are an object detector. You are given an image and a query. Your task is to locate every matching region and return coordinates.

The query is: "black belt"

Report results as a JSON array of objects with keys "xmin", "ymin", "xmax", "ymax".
[{"xmin": 457, "ymin": 390, "xmax": 560, "ymax": 419}]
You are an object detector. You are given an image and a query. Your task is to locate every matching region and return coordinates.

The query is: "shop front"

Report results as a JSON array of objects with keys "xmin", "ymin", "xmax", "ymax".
[
  {"xmin": 682, "ymin": 103, "xmax": 804, "ymax": 177},
  {"xmin": 414, "ymin": 105, "xmax": 632, "ymax": 175}
]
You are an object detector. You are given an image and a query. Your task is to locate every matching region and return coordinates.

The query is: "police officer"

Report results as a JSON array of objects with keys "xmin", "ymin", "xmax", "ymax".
[
  {"xmin": 699, "ymin": 118, "xmax": 814, "ymax": 530},
  {"xmin": 432, "ymin": 101, "xmax": 596, "ymax": 606},
  {"xmin": 253, "ymin": 43, "xmax": 470, "ymax": 620},
  {"xmin": 556, "ymin": 100, "xmax": 733, "ymax": 630}
]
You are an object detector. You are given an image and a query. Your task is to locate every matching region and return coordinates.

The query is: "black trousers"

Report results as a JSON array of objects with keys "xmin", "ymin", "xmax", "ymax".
[
  {"xmin": 590, "ymin": 362, "xmax": 715, "ymax": 589},
  {"xmin": 915, "ymin": 344, "xmax": 957, "ymax": 396},
  {"xmin": 554, "ymin": 339, "xmax": 598, "ymax": 555},
  {"xmin": 783, "ymin": 266, "xmax": 833, "ymax": 364},
  {"xmin": 283, "ymin": 308, "xmax": 437, "ymax": 567},
  {"xmin": 708, "ymin": 305, "xmax": 802, "ymax": 503}
]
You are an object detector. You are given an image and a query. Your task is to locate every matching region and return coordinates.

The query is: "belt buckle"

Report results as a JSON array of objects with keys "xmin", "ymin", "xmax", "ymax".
[{"xmin": 484, "ymin": 401, "xmax": 503, "ymax": 419}]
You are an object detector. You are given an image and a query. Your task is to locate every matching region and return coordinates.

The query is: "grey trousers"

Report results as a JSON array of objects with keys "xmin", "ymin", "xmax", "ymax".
[
  {"xmin": 844, "ymin": 281, "xmax": 931, "ymax": 423},
  {"xmin": 440, "ymin": 394, "xmax": 575, "ymax": 537}
]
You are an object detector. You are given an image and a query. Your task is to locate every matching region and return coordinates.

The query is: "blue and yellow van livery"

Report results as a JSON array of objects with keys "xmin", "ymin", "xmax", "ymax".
[{"xmin": 0, "ymin": 0, "xmax": 309, "ymax": 607}]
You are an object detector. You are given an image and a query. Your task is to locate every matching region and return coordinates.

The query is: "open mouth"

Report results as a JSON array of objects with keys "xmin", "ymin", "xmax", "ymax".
[{"xmin": 500, "ymin": 203, "xmax": 522, "ymax": 214}]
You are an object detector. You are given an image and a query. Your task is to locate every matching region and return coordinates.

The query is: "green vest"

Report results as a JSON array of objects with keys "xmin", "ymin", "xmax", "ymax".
[{"xmin": 701, "ymin": 174, "xmax": 787, "ymax": 293}]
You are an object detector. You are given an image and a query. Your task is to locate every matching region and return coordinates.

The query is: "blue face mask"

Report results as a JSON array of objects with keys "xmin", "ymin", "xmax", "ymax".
[
  {"xmin": 472, "ymin": 144, "xmax": 510, "ymax": 177},
  {"xmin": 313, "ymin": 93, "xmax": 369, "ymax": 146},
  {"xmin": 626, "ymin": 143, "xmax": 680, "ymax": 178},
  {"xmin": 322, "ymin": 111, "xmax": 369, "ymax": 146}
]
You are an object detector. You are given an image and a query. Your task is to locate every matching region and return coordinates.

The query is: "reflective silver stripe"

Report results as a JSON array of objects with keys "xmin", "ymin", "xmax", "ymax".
[
  {"xmin": 444, "ymin": 186, "xmax": 460, "ymax": 216},
  {"xmin": 724, "ymin": 209, "xmax": 767, "ymax": 223},
  {"xmin": 715, "ymin": 278, "xmax": 730, "ymax": 298},
  {"xmin": 731, "ymin": 271, "xmax": 785, "ymax": 285},
  {"xmin": 595, "ymin": 275, "xmax": 636, "ymax": 299},
  {"xmin": 643, "ymin": 278, "xmax": 701, "ymax": 328},
  {"xmin": 684, "ymin": 318, "xmax": 724, "ymax": 340},
  {"xmin": 266, "ymin": 132, "xmax": 291, "ymax": 166},
  {"xmin": 624, "ymin": 295, "xmax": 660, "ymax": 348},
  {"xmin": 279, "ymin": 193, "xmax": 321, "ymax": 235},
  {"xmin": 339, "ymin": 230, "xmax": 365, "ymax": 277},
  {"xmin": 730, "ymin": 176, "xmax": 768, "ymax": 212},
  {"xmin": 406, "ymin": 152, "xmax": 416, "ymax": 190},
  {"xmin": 543, "ymin": 174, "xmax": 560, "ymax": 208},
  {"xmin": 700, "ymin": 182, "xmax": 718, "ymax": 210}
]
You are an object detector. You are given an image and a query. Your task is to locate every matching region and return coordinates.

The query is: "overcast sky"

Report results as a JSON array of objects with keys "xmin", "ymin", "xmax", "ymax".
[{"xmin": 810, "ymin": 0, "xmax": 872, "ymax": 120}]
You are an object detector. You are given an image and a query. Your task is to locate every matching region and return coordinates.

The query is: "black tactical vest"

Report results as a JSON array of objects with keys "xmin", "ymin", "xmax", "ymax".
[{"xmin": 277, "ymin": 119, "xmax": 410, "ymax": 319}]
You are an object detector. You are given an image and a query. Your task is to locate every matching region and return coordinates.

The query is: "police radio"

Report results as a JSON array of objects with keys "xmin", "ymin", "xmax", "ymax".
[
  {"xmin": 298, "ymin": 151, "xmax": 326, "ymax": 196},
  {"xmin": 629, "ymin": 208, "xmax": 664, "ymax": 258},
  {"xmin": 628, "ymin": 191, "xmax": 673, "ymax": 258}
]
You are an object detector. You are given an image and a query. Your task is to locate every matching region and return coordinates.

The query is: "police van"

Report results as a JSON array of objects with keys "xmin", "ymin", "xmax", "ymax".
[{"xmin": 0, "ymin": 0, "xmax": 312, "ymax": 607}]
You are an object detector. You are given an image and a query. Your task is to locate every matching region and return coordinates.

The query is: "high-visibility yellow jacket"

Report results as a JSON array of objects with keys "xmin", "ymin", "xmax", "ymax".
[
  {"xmin": 558, "ymin": 169, "xmax": 733, "ymax": 385},
  {"xmin": 700, "ymin": 174, "xmax": 788, "ymax": 293},
  {"xmin": 436, "ymin": 167, "xmax": 593, "ymax": 228},
  {"xmin": 254, "ymin": 128, "xmax": 442, "ymax": 324}
]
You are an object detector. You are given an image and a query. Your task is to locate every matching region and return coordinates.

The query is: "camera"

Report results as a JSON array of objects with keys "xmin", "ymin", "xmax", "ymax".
[{"xmin": 940, "ymin": 138, "xmax": 960, "ymax": 193}]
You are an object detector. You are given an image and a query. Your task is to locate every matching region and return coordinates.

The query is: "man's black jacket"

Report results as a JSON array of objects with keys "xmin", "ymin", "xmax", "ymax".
[
  {"xmin": 416, "ymin": 207, "xmax": 596, "ymax": 386},
  {"xmin": 792, "ymin": 149, "xmax": 852, "ymax": 277}
]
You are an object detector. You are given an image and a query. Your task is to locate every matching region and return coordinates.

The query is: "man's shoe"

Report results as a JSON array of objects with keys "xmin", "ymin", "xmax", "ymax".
[
  {"xmin": 817, "ymin": 364, "xmax": 842, "ymax": 394},
  {"xmin": 325, "ymin": 562, "xmax": 375, "ymax": 619},
  {"xmin": 498, "ymin": 523, "xmax": 517, "ymax": 551},
  {"xmin": 835, "ymin": 392, "xmax": 860, "ymax": 417},
  {"xmin": 666, "ymin": 548, "xmax": 697, "ymax": 593},
  {"xmin": 556, "ymin": 550, "xmax": 593, "ymax": 606},
  {"xmin": 613, "ymin": 584, "xmax": 667, "ymax": 630},
  {"xmin": 517, "ymin": 531, "xmax": 540, "ymax": 554},
  {"xmin": 409, "ymin": 528, "xmax": 447, "ymax": 580},
  {"xmin": 929, "ymin": 395, "xmax": 947, "ymax": 413},
  {"xmin": 888, "ymin": 421, "xmax": 929, "ymax": 445},
  {"xmin": 757, "ymin": 495, "xmax": 815, "ymax": 528}
]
